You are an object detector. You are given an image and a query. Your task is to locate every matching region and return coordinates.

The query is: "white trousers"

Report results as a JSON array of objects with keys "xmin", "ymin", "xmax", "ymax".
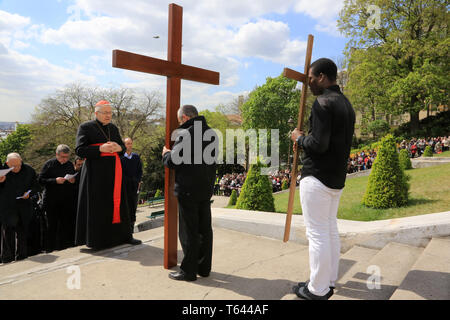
[{"xmin": 300, "ymin": 176, "xmax": 343, "ymax": 296}]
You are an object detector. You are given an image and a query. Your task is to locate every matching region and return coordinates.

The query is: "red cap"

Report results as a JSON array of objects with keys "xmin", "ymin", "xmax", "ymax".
[{"xmin": 95, "ymin": 100, "xmax": 111, "ymax": 106}]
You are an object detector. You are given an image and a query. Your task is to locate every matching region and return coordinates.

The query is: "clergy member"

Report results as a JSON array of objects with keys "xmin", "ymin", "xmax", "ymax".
[
  {"xmin": 0, "ymin": 153, "xmax": 39, "ymax": 263},
  {"xmin": 75, "ymin": 100, "xmax": 141, "ymax": 249},
  {"xmin": 120, "ymin": 137, "xmax": 143, "ymax": 234},
  {"xmin": 162, "ymin": 105, "xmax": 218, "ymax": 281},
  {"xmin": 38, "ymin": 144, "xmax": 76, "ymax": 252}
]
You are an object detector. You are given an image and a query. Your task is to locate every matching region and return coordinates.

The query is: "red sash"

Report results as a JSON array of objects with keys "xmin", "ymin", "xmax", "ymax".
[{"xmin": 91, "ymin": 143, "xmax": 122, "ymax": 224}]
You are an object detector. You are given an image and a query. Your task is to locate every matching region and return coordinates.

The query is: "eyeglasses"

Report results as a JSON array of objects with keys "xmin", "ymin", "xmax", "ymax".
[{"xmin": 97, "ymin": 111, "xmax": 113, "ymax": 115}]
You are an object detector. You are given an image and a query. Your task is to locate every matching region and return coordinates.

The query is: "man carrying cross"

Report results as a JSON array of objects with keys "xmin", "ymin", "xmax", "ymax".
[
  {"xmin": 290, "ymin": 58, "xmax": 355, "ymax": 300},
  {"xmin": 75, "ymin": 100, "xmax": 142, "ymax": 249}
]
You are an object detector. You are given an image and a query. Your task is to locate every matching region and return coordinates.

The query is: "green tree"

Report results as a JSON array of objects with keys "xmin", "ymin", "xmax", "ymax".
[
  {"xmin": 339, "ymin": 0, "xmax": 449, "ymax": 134},
  {"xmin": 0, "ymin": 124, "xmax": 32, "ymax": 163},
  {"xmin": 367, "ymin": 119, "xmax": 391, "ymax": 139},
  {"xmin": 241, "ymin": 75, "xmax": 303, "ymax": 166},
  {"xmin": 236, "ymin": 160, "xmax": 275, "ymax": 212},
  {"xmin": 362, "ymin": 134, "xmax": 409, "ymax": 208}
]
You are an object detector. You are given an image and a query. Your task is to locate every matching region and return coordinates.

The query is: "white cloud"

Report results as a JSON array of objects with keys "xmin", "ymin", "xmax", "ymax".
[
  {"xmin": 0, "ymin": 43, "xmax": 95, "ymax": 122},
  {"xmin": 230, "ymin": 19, "xmax": 306, "ymax": 66},
  {"xmin": 293, "ymin": 0, "xmax": 345, "ymax": 37},
  {"xmin": 0, "ymin": 1, "xmax": 347, "ymax": 121}
]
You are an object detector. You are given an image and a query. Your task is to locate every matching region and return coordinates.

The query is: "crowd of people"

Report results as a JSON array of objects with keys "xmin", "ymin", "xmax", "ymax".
[
  {"xmin": 400, "ymin": 136, "xmax": 449, "ymax": 157},
  {"xmin": 215, "ymin": 169, "xmax": 301, "ymax": 196},
  {"xmin": 347, "ymin": 150, "xmax": 377, "ymax": 173},
  {"xmin": 0, "ymin": 138, "xmax": 143, "ymax": 265}
]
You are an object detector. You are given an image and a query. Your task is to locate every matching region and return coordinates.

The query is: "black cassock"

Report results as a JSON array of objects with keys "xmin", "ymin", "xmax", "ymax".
[{"xmin": 75, "ymin": 119, "xmax": 131, "ymax": 249}]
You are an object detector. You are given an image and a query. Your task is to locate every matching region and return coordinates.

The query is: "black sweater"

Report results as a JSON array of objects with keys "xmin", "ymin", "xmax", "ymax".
[
  {"xmin": 39, "ymin": 158, "xmax": 76, "ymax": 197},
  {"xmin": 297, "ymin": 85, "xmax": 355, "ymax": 189},
  {"xmin": 163, "ymin": 116, "xmax": 218, "ymax": 201}
]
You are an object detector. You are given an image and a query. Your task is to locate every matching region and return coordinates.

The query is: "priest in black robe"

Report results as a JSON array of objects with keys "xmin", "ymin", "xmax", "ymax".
[
  {"xmin": 75, "ymin": 100, "xmax": 141, "ymax": 249},
  {"xmin": 0, "ymin": 153, "xmax": 39, "ymax": 263},
  {"xmin": 38, "ymin": 144, "xmax": 76, "ymax": 252}
]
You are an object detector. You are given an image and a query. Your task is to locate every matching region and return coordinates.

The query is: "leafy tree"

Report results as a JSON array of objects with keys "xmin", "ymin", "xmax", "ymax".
[
  {"xmin": 241, "ymin": 74, "xmax": 305, "ymax": 167},
  {"xmin": 0, "ymin": 124, "xmax": 32, "ymax": 163},
  {"xmin": 367, "ymin": 119, "xmax": 391, "ymax": 139},
  {"xmin": 339, "ymin": 0, "xmax": 449, "ymax": 134},
  {"xmin": 138, "ymin": 126, "xmax": 166, "ymax": 194},
  {"xmin": 362, "ymin": 134, "xmax": 409, "ymax": 208}
]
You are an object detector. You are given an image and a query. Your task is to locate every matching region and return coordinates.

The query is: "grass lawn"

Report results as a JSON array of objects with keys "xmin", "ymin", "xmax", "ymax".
[
  {"xmin": 435, "ymin": 150, "xmax": 450, "ymax": 157},
  {"xmin": 270, "ymin": 163, "xmax": 450, "ymax": 221}
]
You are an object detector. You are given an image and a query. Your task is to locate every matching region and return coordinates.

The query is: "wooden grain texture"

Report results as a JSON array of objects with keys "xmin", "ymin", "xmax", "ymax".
[
  {"xmin": 112, "ymin": 3, "xmax": 219, "ymax": 269},
  {"xmin": 284, "ymin": 34, "xmax": 314, "ymax": 242}
]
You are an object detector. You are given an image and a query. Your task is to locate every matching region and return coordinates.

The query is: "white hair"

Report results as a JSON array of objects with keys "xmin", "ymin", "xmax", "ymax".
[
  {"xmin": 6, "ymin": 153, "xmax": 22, "ymax": 162},
  {"xmin": 56, "ymin": 144, "xmax": 71, "ymax": 154}
]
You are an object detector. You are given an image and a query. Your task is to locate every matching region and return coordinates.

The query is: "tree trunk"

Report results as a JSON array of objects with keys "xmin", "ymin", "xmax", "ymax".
[{"xmin": 409, "ymin": 110, "xmax": 420, "ymax": 135}]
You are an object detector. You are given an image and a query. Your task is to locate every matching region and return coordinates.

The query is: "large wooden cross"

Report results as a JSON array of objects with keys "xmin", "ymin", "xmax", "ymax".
[
  {"xmin": 112, "ymin": 3, "xmax": 220, "ymax": 269},
  {"xmin": 282, "ymin": 34, "xmax": 314, "ymax": 242}
]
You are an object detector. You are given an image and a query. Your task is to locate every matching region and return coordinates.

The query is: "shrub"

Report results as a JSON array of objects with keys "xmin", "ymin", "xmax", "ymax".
[
  {"xmin": 398, "ymin": 149, "xmax": 412, "ymax": 170},
  {"xmin": 423, "ymin": 145, "xmax": 433, "ymax": 157},
  {"xmin": 154, "ymin": 189, "xmax": 163, "ymax": 198},
  {"xmin": 362, "ymin": 134, "xmax": 409, "ymax": 209},
  {"xmin": 281, "ymin": 180, "xmax": 289, "ymax": 190},
  {"xmin": 228, "ymin": 189, "xmax": 237, "ymax": 206},
  {"xmin": 236, "ymin": 160, "xmax": 275, "ymax": 212}
]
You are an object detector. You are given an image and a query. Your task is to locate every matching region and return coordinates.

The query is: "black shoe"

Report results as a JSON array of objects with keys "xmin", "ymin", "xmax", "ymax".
[
  {"xmin": 298, "ymin": 280, "xmax": 335, "ymax": 290},
  {"xmin": 198, "ymin": 271, "xmax": 210, "ymax": 278},
  {"xmin": 169, "ymin": 270, "xmax": 197, "ymax": 282},
  {"xmin": 127, "ymin": 238, "xmax": 142, "ymax": 245},
  {"xmin": 292, "ymin": 283, "xmax": 334, "ymax": 300}
]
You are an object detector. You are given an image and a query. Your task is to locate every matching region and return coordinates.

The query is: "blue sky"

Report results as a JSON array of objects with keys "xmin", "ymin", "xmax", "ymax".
[{"xmin": 0, "ymin": 0, "xmax": 349, "ymax": 122}]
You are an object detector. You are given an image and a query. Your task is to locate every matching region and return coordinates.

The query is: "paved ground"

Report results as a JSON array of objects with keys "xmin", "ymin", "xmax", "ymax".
[{"xmin": 0, "ymin": 226, "xmax": 311, "ymax": 300}]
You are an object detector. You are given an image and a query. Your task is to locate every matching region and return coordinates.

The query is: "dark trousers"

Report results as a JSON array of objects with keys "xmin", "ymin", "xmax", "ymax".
[
  {"xmin": 45, "ymin": 197, "xmax": 76, "ymax": 251},
  {"xmin": 177, "ymin": 196, "xmax": 213, "ymax": 276},
  {"xmin": 125, "ymin": 179, "xmax": 139, "ymax": 234},
  {"xmin": 1, "ymin": 222, "xmax": 27, "ymax": 263}
]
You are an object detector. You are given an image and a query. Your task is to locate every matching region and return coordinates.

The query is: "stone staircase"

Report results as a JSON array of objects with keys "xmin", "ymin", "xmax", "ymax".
[{"xmin": 331, "ymin": 237, "xmax": 450, "ymax": 300}]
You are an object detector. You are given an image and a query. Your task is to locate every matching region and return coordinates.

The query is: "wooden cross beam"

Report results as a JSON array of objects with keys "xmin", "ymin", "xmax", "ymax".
[
  {"xmin": 112, "ymin": 3, "xmax": 220, "ymax": 269},
  {"xmin": 282, "ymin": 34, "xmax": 314, "ymax": 242}
]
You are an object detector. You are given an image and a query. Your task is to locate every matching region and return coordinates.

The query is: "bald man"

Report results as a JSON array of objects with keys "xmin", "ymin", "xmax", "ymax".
[
  {"xmin": 0, "ymin": 153, "xmax": 39, "ymax": 263},
  {"xmin": 120, "ymin": 137, "xmax": 143, "ymax": 234}
]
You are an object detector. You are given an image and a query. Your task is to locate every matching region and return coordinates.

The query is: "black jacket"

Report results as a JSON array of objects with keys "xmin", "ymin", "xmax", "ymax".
[
  {"xmin": 297, "ymin": 85, "xmax": 355, "ymax": 189},
  {"xmin": 163, "ymin": 116, "xmax": 218, "ymax": 201},
  {"xmin": 0, "ymin": 163, "xmax": 39, "ymax": 227}
]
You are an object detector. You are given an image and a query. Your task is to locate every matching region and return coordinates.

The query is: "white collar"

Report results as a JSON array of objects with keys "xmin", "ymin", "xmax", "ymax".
[{"xmin": 124, "ymin": 152, "xmax": 133, "ymax": 159}]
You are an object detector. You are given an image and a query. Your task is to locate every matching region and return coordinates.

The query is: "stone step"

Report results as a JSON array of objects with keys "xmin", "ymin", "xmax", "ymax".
[
  {"xmin": 330, "ymin": 245, "xmax": 379, "ymax": 300},
  {"xmin": 390, "ymin": 237, "xmax": 450, "ymax": 300},
  {"xmin": 331, "ymin": 242, "xmax": 423, "ymax": 300}
]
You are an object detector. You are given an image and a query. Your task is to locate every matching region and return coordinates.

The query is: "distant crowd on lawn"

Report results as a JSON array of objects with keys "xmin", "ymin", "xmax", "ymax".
[
  {"xmin": 215, "ymin": 169, "xmax": 297, "ymax": 197},
  {"xmin": 347, "ymin": 149, "xmax": 377, "ymax": 174},
  {"xmin": 212, "ymin": 136, "xmax": 449, "ymax": 198},
  {"xmin": 399, "ymin": 136, "xmax": 449, "ymax": 158}
]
